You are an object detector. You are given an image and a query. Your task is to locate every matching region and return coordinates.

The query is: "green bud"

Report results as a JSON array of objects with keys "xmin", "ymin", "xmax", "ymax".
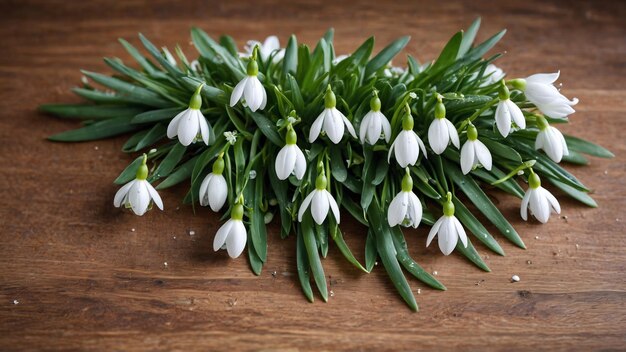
[
  {"xmin": 528, "ymin": 169, "xmax": 541, "ymax": 189},
  {"xmin": 467, "ymin": 124, "xmax": 478, "ymax": 141},
  {"xmin": 286, "ymin": 125, "xmax": 297, "ymax": 145},
  {"xmin": 136, "ymin": 154, "xmax": 149, "ymax": 180},
  {"xmin": 402, "ymin": 105, "xmax": 414, "ymax": 130},
  {"xmin": 443, "ymin": 192, "xmax": 455, "ymax": 216},
  {"xmin": 370, "ymin": 95, "xmax": 381, "ymax": 112},
  {"xmin": 536, "ymin": 115, "xmax": 549, "ymax": 131},
  {"xmin": 189, "ymin": 83, "xmax": 204, "ymax": 110},
  {"xmin": 315, "ymin": 174, "xmax": 328, "ymax": 190},
  {"xmin": 324, "ymin": 85, "xmax": 336, "ymax": 109},
  {"xmin": 212, "ymin": 154, "xmax": 225, "ymax": 174},
  {"xmin": 231, "ymin": 203, "xmax": 244, "ymax": 220},
  {"xmin": 498, "ymin": 80, "xmax": 510, "ymax": 100},
  {"xmin": 508, "ymin": 78, "xmax": 527, "ymax": 91},
  {"xmin": 401, "ymin": 171, "xmax": 413, "ymax": 192},
  {"xmin": 246, "ymin": 58, "xmax": 259, "ymax": 76},
  {"xmin": 434, "ymin": 100, "xmax": 446, "ymax": 119}
]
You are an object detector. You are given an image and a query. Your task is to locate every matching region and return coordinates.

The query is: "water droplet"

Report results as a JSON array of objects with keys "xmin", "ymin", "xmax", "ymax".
[
  {"xmin": 249, "ymin": 170, "xmax": 257, "ymax": 179},
  {"xmin": 12, "ymin": 299, "xmax": 19, "ymax": 305}
]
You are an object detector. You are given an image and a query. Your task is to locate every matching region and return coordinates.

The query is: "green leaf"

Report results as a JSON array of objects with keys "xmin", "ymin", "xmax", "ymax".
[
  {"xmin": 481, "ymin": 138, "xmax": 522, "ymax": 163},
  {"xmin": 458, "ymin": 18, "xmax": 481, "ymax": 58},
  {"xmin": 390, "ymin": 227, "xmax": 446, "ymax": 290},
  {"xmin": 329, "ymin": 147, "xmax": 347, "ymax": 182},
  {"xmin": 368, "ymin": 202, "xmax": 417, "ymax": 311},
  {"xmin": 48, "ymin": 116, "xmax": 138, "ymax": 142},
  {"xmin": 452, "ymin": 195, "xmax": 505, "ymax": 256},
  {"xmin": 248, "ymin": 111, "xmax": 283, "ymax": 147},
  {"xmin": 331, "ymin": 226, "xmax": 367, "ymax": 272},
  {"xmin": 156, "ymin": 155, "xmax": 199, "ymax": 189},
  {"xmin": 249, "ymin": 174, "xmax": 268, "ymax": 262},
  {"xmin": 71, "ymin": 88, "xmax": 143, "ymax": 105},
  {"xmin": 39, "ymin": 104, "xmax": 144, "ymax": 120},
  {"xmin": 301, "ymin": 215, "xmax": 328, "ymax": 302},
  {"xmin": 134, "ymin": 123, "xmax": 166, "ymax": 151},
  {"xmin": 80, "ymin": 70, "xmax": 171, "ymax": 108},
  {"xmin": 564, "ymin": 135, "xmax": 614, "ymax": 158},
  {"xmin": 114, "ymin": 156, "xmax": 143, "ymax": 185},
  {"xmin": 444, "ymin": 159, "xmax": 526, "ymax": 249},
  {"xmin": 430, "ymin": 31, "xmax": 462, "ymax": 73},
  {"xmin": 365, "ymin": 230, "xmax": 377, "ymax": 273},
  {"xmin": 464, "ymin": 29, "xmax": 506, "ymax": 62},
  {"xmin": 181, "ymin": 77, "xmax": 227, "ymax": 104},
  {"xmin": 561, "ymin": 150, "xmax": 589, "ymax": 165},
  {"xmin": 138, "ymin": 33, "xmax": 184, "ymax": 78},
  {"xmin": 364, "ymin": 36, "xmax": 410, "ymax": 77},
  {"xmin": 455, "ymin": 237, "xmax": 491, "ymax": 272},
  {"xmin": 247, "ymin": 239, "xmax": 263, "ymax": 276},
  {"xmin": 118, "ymin": 38, "xmax": 157, "ymax": 75},
  {"xmin": 548, "ymin": 176, "xmax": 597, "ymax": 208},
  {"xmin": 283, "ymin": 35, "xmax": 298, "ymax": 75},
  {"xmin": 296, "ymin": 230, "xmax": 314, "ymax": 302},
  {"xmin": 152, "ymin": 143, "xmax": 186, "ymax": 180},
  {"xmin": 132, "ymin": 107, "xmax": 184, "ymax": 124}
]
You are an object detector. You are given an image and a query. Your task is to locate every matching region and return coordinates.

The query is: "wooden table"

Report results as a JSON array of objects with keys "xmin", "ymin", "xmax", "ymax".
[{"xmin": 1, "ymin": 0, "xmax": 624, "ymax": 350}]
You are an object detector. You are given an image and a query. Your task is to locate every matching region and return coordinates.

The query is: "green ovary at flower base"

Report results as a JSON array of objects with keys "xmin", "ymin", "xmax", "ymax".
[{"xmin": 41, "ymin": 18, "xmax": 613, "ymax": 311}]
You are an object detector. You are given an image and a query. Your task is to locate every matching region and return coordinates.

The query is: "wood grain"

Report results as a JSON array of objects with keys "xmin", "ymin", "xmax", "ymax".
[{"xmin": 0, "ymin": 0, "xmax": 625, "ymax": 350}]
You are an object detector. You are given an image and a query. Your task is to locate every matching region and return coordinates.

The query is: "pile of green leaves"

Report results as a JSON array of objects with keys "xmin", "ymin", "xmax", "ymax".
[{"xmin": 41, "ymin": 18, "xmax": 612, "ymax": 310}]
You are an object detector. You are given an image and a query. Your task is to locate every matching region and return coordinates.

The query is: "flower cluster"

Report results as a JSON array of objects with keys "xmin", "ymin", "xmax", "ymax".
[{"xmin": 44, "ymin": 20, "xmax": 611, "ymax": 310}]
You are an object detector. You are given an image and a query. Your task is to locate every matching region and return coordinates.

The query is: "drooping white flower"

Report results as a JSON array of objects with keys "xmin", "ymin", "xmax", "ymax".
[
  {"xmin": 114, "ymin": 155, "xmax": 163, "ymax": 216},
  {"xmin": 167, "ymin": 84, "xmax": 212, "ymax": 146},
  {"xmin": 241, "ymin": 36, "xmax": 284, "ymax": 63},
  {"xmin": 199, "ymin": 155, "xmax": 228, "ymax": 212},
  {"xmin": 387, "ymin": 171, "xmax": 423, "ymax": 228},
  {"xmin": 359, "ymin": 93, "xmax": 391, "ymax": 145},
  {"xmin": 513, "ymin": 71, "xmax": 578, "ymax": 118},
  {"xmin": 213, "ymin": 203, "xmax": 247, "ymax": 258},
  {"xmin": 521, "ymin": 170, "xmax": 561, "ymax": 223},
  {"xmin": 388, "ymin": 105, "xmax": 427, "ymax": 168},
  {"xmin": 162, "ymin": 47, "xmax": 177, "ymax": 67},
  {"xmin": 298, "ymin": 172, "xmax": 340, "ymax": 225},
  {"xmin": 309, "ymin": 86, "xmax": 356, "ymax": 144},
  {"xmin": 224, "ymin": 131, "xmax": 238, "ymax": 145},
  {"xmin": 230, "ymin": 50, "xmax": 267, "ymax": 112},
  {"xmin": 494, "ymin": 83, "xmax": 526, "ymax": 137},
  {"xmin": 332, "ymin": 54, "xmax": 348, "ymax": 65},
  {"xmin": 460, "ymin": 124, "xmax": 492, "ymax": 174},
  {"xmin": 534, "ymin": 115, "xmax": 569, "ymax": 163},
  {"xmin": 428, "ymin": 98, "xmax": 460, "ymax": 154},
  {"xmin": 275, "ymin": 125, "xmax": 306, "ymax": 180},
  {"xmin": 482, "ymin": 64, "xmax": 505, "ymax": 86},
  {"xmin": 426, "ymin": 193, "xmax": 468, "ymax": 256}
]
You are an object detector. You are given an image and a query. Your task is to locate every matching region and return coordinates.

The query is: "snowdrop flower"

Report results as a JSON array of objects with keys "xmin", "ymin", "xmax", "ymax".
[
  {"xmin": 167, "ymin": 84, "xmax": 212, "ymax": 146},
  {"xmin": 388, "ymin": 104, "xmax": 427, "ymax": 168},
  {"xmin": 359, "ymin": 92, "xmax": 391, "ymax": 145},
  {"xmin": 230, "ymin": 48, "xmax": 267, "ymax": 112},
  {"xmin": 426, "ymin": 192, "xmax": 468, "ymax": 256},
  {"xmin": 495, "ymin": 82, "xmax": 526, "ymax": 137},
  {"xmin": 332, "ymin": 54, "xmax": 348, "ymax": 65},
  {"xmin": 388, "ymin": 170, "xmax": 423, "ymax": 228},
  {"xmin": 224, "ymin": 131, "xmax": 238, "ymax": 145},
  {"xmin": 241, "ymin": 36, "xmax": 284, "ymax": 62},
  {"xmin": 460, "ymin": 123, "xmax": 492, "ymax": 174},
  {"xmin": 114, "ymin": 155, "xmax": 163, "ymax": 216},
  {"xmin": 199, "ymin": 154, "xmax": 228, "ymax": 212},
  {"xmin": 521, "ymin": 170, "xmax": 561, "ymax": 223},
  {"xmin": 535, "ymin": 115, "xmax": 569, "ymax": 163},
  {"xmin": 298, "ymin": 170, "xmax": 340, "ymax": 225},
  {"xmin": 510, "ymin": 71, "xmax": 578, "ymax": 118},
  {"xmin": 428, "ymin": 97, "xmax": 460, "ymax": 154},
  {"xmin": 481, "ymin": 64, "xmax": 505, "ymax": 86},
  {"xmin": 275, "ymin": 124, "xmax": 306, "ymax": 180},
  {"xmin": 309, "ymin": 85, "xmax": 356, "ymax": 144},
  {"xmin": 213, "ymin": 202, "xmax": 247, "ymax": 258}
]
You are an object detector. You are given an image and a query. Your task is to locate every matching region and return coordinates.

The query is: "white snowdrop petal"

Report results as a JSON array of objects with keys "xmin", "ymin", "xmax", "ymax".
[
  {"xmin": 326, "ymin": 191, "xmax": 341, "ymax": 224},
  {"xmin": 275, "ymin": 145, "xmax": 296, "ymax": 180},
  {"xmin": 129, "ymin": 181, "xmax": 150, "ymax": 216},
  {"xmin": 526, "ymin": 71, "xmax": 559, "ymax": 85},
  {"xmin": 226, "ymin": 221, "xmax": 247, "ymax": 258},
  {"xmin": 428, "ymin": 119, "xmax": 448, "ymax": 154},
  {"xmin": 342, "ymin": 112, "xmax": 357, "ymax": 139},
  {"xmin": 388, "ymin": 192, "xmax": 408, "ymax": 227},
  {"xmin": 460, "ymin": 141, "xmax": 475, "ymax": 175},
  {"xmin": 214, "ymin": 220, "xmax": 233, "ymax": 251},
  {"xmin": 387, "ymin": 138, "xmax": 397, "ymax": 163},
  {"xmin": 145, "ymin": 182, "xmax": 163, "ymax": 210},
  {"xmin": 520, "ymin": 190, "xmax": 531, "ymax": 221},
  {"xmin": 530, "ymin": 189, "xmax": 550, "ymax": 223},
  {"xmin": 367, "ymin": 114, "xmax": 382, "ymax": 144},
  {"xmin": 359, "ymin": 112, "xmax": 372, "ymax": 144},
  {"xmin": 293, "ymin": 147, "xmax": 307, "ymax": 180},
  {"xmin": 264, "ymin": 36, "xmax": 280, "ymax": 53},
  {"xmin": 381, "ymin": 114, "xmax": 392, "ymax": 143},
  {"xmin": 495, "ymin": 101, "xmax": 511, "ymax": 137},
  {"xmin": 445, "ymin": 119, "xmax": 460, "ymax": 148},
  {"xmin": 507, "ymin": 100, "xmax": 526, "ymax": 129},
  {"xmin": 197, "ymin": 111, "xmax": 211, "ymax": 145},
  {"xmin": 167, "ymin": 109, "xmax": 187, "ymax": 139},
  {"xmin": 415, "ymin": 133, "xmax": 428, "ymax": 159},
  {"xmin": 230, "ymin": 77, "xmax": 247, "ymax": 107},
  {"xmin": 408, "ymin": 192, "xmax": 423, "ymax": 228},
  {"xmin": 177, "ymin": 111, "xmax": 198, "ymax": 146},
  {"xmin": 199, "ymin": 173, "xmax": 213, "ymax": 206},
  {"xmin": 298, "ymin": 191, "xmax": 316, "ymax": 222},
  {"xmin": 439, "ymin": 217, "xmax": 457, "ymax": 256},
  {"xmin": 310, "ymin": 191, "xmax": 330, "ymax": 225},
  {"xmin": 453, "ymin": 216, "xmax": 468, "ymax": 248},
  {"xmin": 474, "ymin": 140, "xmax": 492, "ymax": 170},
  {"xmin": 426, "ymin": 217, "xmax": 444, "ymax": 247},
  {"xmin": 309, "ymin": 112, "xmax": 325, "ymax": 143},
  {"xmin": 244, "ymin": 77, "xmax": 261, "ymax": 112},
  {"xmin": 325, "ymin": 109, "xmax": 345, "ymax": 143},
  {"xmin": 114, "ymin": 180, "xmax": 135, "ymax": 207},
  {"xmin": 542, "ymin": 187, "xmax": 561, "ymax": 215},
  {"xmin": 535, "ymin": 131, "xmax": 546, "ymax": 151},
  {"xmin": 209, "ymin": 175, "xmax": 228, "ymax": 212}
]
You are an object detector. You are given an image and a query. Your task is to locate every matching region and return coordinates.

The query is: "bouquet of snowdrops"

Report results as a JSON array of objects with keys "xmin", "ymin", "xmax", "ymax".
[{"xmin": 41, "ymin": 18, "xmax": 612, "ymax": 310}]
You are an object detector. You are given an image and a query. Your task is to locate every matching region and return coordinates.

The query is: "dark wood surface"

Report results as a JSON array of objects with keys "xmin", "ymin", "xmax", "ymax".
[{"xmin": 1, "ymin": 0, "xmax": 625, "ymax": 350}]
